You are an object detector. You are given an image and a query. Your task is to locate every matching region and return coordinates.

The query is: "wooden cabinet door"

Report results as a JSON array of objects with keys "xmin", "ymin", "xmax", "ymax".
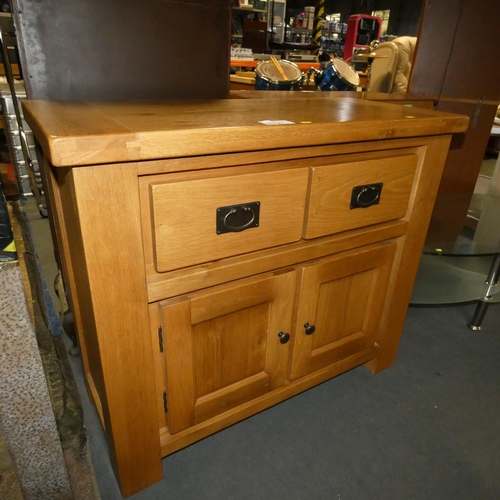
[
  {"xmin": 289, "ymin": 242, "xmax": 396, "ymax": 380},
  {"xmin": 160, "ymin": 270, "xmax": 295, "ymax": 434}
]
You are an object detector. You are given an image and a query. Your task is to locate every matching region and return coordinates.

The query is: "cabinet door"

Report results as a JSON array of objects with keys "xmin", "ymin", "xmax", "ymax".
[
  {"xmin": 289, "ymin": 242, "xmax": 396, "ymax": 380},
  {"xmin": 160, "ymin": 270, "xmax": 295, "ymax": 434}
]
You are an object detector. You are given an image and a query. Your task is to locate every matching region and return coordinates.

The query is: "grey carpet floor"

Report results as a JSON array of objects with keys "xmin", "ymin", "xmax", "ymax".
[{"xmin": 69, "ymin": 302, "xmax": 500, "ymax": 500}]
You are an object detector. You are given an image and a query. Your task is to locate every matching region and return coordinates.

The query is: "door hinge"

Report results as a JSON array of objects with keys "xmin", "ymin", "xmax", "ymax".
[
  {"xmin": 158, "ymin": 325, "xmax": 164, "ymax": 352},
  {"xmin": 162, "ymin": 390, "xmax": 168, "ymax": 413}
]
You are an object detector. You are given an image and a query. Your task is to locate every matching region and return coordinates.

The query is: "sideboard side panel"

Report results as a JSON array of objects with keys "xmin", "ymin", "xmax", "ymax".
[
  {"xmin": 366, "ymin": 135, "xmax": 452, "ymax": 373},
  {"xmin": 70, "ymin": 163, "xmax": 162, "ymax": 497},
  {"xmin": 42, "ymin": 159, "xmax": 92, "ymax": 383}
]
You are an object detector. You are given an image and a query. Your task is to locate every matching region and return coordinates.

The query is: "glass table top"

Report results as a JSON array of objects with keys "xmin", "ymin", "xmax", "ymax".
[
  {"xmin": 422, "ymin": 194, "xmax": 500, "ymax": 257},
  {"xmin": 411, "ymin": 193, "xmax": 500, "ymax": 306}
]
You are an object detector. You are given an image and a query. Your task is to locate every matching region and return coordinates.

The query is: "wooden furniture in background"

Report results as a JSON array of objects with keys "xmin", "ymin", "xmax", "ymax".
[
  {"xmin": 231, "ymin": 59, "xmax": 320, "ymax": 71},
  {"xmin": 229, "ymin": 74, "xmax": 256, "ymax": 90},
  {"xmin": 23, "ymin": 98, "xmax": 467, "ymax": 497},
  {"xmin": 0, "ymin": 63, "xmax": 20, "ymax": 78},
  {"xmin": 409, "ymin": 0, "xmax": 500, "ymax": 243}
]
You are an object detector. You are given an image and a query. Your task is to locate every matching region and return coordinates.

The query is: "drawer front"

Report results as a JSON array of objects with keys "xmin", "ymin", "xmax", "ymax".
[
  {"xmin": 150, "ymin": 168, "xmax": 308, "ymax": 272},
  {"xmin": 304, "ymin": 154, "xmax": 418, "ymax": 239}
]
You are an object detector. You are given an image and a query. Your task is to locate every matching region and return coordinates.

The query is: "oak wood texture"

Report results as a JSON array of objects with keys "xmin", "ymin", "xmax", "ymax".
[
  {"xmin": 22, "ymin": 99, "xmax": 468, "ymax": 167},
  {"xmin": 138, "ymin": 142, "xmax": 457, "ymax": 304},
  {"xmin": 161, "ymin": 270, "xmax": 295, "ymax": 434},
  {"xmin": 53, "ymin": 163, "xmax": 162, "ymax": 497},
  {"xmin": 365, "ymin": 135, "xmax": 453, "ymax": 373},
  {"xmin": 146, "ymin": 221, "xmax": 408, "ymax": 304},
  {"xmin": 289, "ymin": 242, "xmax": 396, "ymax": 379},
  {"xmin": 24, "ymin": 98, "xmax": 467, "ymax": 497},
  {"xmin": 305, "ymin": 154, "xmax": 418, "ymax": 239},
  {"xmin": 150, "ymin": 167, "xmax": 308, "ymax": 272},
  {"xmin": 149, "ymin": 304, "xmax": 168, "ymax": 431},
  {"xmin": 41, "ymin": 160, "xmax": 105, "ymax": 419},
  {"xmin": 136, "ymin": 137, "xmax": 439, "ymax": 176},
  {"xmin": 140, "ymin": 146, "xmax": 419, "ymax": 280}
]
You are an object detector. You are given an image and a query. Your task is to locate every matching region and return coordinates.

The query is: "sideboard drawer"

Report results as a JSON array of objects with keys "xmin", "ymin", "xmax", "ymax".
[
  {"xmin": 150, "ymin": 168, "xmax": 309, "ymax": 272},
  {"xmin": 304, "ymin": 154, "xmax": 418, "ymax": 239}
]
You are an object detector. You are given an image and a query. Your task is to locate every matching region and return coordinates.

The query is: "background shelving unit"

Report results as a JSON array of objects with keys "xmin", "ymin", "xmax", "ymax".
[{"xmin": 231, "ymin": 2, "xmax": 268, "ymax": 44}]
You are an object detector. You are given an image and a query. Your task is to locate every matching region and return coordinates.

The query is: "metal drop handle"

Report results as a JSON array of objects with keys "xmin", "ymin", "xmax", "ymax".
[{"xmin": 223, "ymin": 206, "xmax": 256, "ymax": 232}]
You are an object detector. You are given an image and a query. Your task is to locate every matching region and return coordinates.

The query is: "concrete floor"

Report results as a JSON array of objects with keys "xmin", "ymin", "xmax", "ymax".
[{"xmin": 2, "ymin": 193, "xmax": 100, "ymax": 498}]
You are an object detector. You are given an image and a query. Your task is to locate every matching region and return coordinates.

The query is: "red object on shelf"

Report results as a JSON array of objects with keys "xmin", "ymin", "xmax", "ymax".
[
  {"xmin": 6, "ymin": 163, "xmax": 16, "ymax": 182},
  {"xmin": 2, "ymin": 163, "xmax": 20, "ymax": 201},
  {"xmin": 343, "ymin": 14, "xmax": 382, "ymax": 61}
]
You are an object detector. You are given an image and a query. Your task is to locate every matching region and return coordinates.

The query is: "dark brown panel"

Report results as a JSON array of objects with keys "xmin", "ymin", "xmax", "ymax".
[
  {"xmin": 11, "ymin": 0, "xmax": 230, "ymax": 100},
  {"xmin": 439, "ymin": 0, "xmax": 500, "ymax": 101},
  {"xmin": 426, "ymin": 102, "xmax": 498, "ymax": 243},
  {"xmin": 409, "ymin": 0, "xmax": 461, "ymax": 97},
  {"xmin": 410, "ymin": 0, "xmax": 500, "ymax": 101}
]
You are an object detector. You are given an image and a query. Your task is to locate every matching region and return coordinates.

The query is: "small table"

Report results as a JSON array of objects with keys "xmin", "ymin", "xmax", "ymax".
[{"xmin": 411, "ymin": 194, "xmax": 500, "ymax": 330}]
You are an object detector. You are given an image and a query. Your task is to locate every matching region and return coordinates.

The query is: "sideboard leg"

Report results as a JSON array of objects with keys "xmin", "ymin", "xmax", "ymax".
[
  {"xmin": 366, "ymin": 136, "xmax": 453, "ymax": 374},
  {"xmin": 69, "ymin": 163, "xmax": 162, "ymax": 497}
]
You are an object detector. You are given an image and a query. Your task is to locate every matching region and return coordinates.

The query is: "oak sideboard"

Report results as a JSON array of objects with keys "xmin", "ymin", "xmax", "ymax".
[{"xmin": 23, "ymin": 97, "xmax": 468, "ymax": 497}]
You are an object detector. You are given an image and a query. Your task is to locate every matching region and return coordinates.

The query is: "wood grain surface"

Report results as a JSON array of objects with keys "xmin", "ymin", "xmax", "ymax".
[
  {"xmin": 29, "ymin": 96, "xmax": 465, "ymax": 497},
  {"xmin": 289, "ymin": 242, "xmax": 396, "ymax": 379},
  {"xmin": 68, "ymin": 163, "xmax": 162, "ymax": 496},
  {"xmin": 161, "ymin": 270, "xmax": 295, "ymax": 433},
  {"xmin": 150, "ymin": 167, "xmax": 308, "ymax": 272},
  {"xmin": 305, "ymin": 154, "xmax": 418, "ymax": 238},
  {"xmin": 22, "ymin": 98, "xmax": 468, "ymax": 166}
]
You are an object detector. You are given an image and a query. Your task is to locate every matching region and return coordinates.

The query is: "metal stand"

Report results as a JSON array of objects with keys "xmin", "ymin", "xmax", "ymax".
[{"xmin": 468, "ymin": 255, "xmax": 500, "ymax": 330}]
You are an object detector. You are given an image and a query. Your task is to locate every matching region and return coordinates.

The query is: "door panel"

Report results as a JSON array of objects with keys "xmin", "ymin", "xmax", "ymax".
[
  {"xmin": 161, "ymin": 270, "xmax": 295, "ymax": 434},
  {"xmin": 313, "ymin": 269, "xmax": 372, "ymax": 348},
  {"xmin": 193, "ymin": 303, "xmax": 269, "ymax": 399},
  {"xmin": 289, "ymin": 242, "xmax": 396, "ymax": 380}
]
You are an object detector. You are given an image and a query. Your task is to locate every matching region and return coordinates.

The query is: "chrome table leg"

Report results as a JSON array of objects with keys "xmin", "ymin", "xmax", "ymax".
[{"xmin": 468, "ymin": 255, "xmax": 500, "ymax": 330}]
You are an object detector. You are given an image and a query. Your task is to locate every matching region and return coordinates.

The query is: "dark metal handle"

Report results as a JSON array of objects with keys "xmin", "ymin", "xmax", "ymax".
[
  {"xmin": 357, "ymin": 187, "xmax": 380, "ymax": 207},
  {"xmin": 350, "ymin": 183, "xmax": 383, "ymax": 209},
  {"xmin": 304, "ymin": 323, "xmax": 316, "ymax": 335},
  {"xmin": 223, "ymin": 206, "xmax": 255, "ymax": 232},
  {"xmin": 278, "ymin": 332, "xmax": 290, "ymax": 344},
  {"xmin": 216, "ymin": 201, "xmax": 260, "ymax": 235}
]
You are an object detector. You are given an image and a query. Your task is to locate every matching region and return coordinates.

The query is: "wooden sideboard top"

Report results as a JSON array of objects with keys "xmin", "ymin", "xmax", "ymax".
[{"xmin": 22, "ymin": 98, "xmax": 468, "ymax": 167}]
